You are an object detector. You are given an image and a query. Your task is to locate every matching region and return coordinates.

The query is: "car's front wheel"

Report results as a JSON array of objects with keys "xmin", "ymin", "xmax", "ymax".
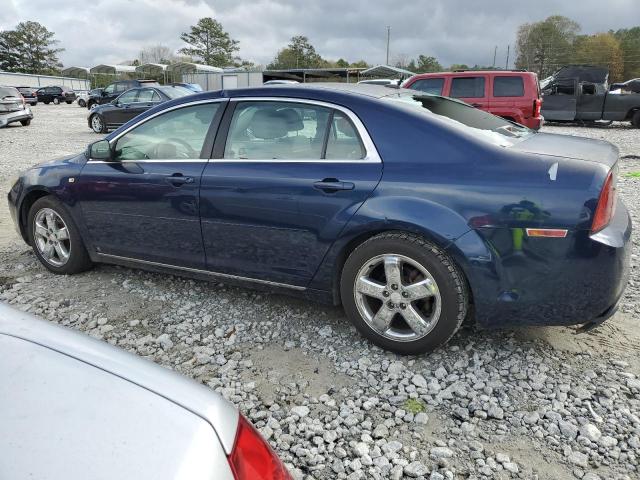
[
  {"xmin": 53, "ymin": 97, "xmax": 60, "ymax": 105},
  {"xmin": 27, "ymin": 196, "xmax": 93, "ymax": 275},
  {"xmin": 20, "ymin": 119, "xmax": 31, "ymax": 126},
  {"xmin": 78, "ymin": 99, "xmax": 86, "ymax": 107},
  {"xmin": 632, "ymin": 110, "xmax": 640, "ymax": 128},
  {"xmin": 90, "ymin": 114, "xmax": 107, "ymax": 133},
  {"xmin": 340, "ymin": 232, "xmax": 468, "ymax": 355}
]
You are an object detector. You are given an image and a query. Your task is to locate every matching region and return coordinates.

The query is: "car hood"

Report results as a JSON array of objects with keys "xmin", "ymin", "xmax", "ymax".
[
  {"xmin": 510, "ymin": 132, "xmax": 619, "ymax": 168},
  {"xmin": 30, "ymin": 152, "xmax": 86, "ymax": 170}
]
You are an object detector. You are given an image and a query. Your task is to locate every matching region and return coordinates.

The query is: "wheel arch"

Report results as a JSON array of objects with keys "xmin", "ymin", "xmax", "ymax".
[{"xmin": 18, "ymin": 189, "xmax": 52, "ymax": 243}]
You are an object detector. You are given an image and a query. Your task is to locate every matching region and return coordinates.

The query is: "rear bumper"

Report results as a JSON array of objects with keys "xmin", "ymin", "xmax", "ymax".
[
  {"xmin": 0, "ymin": 108, "xmax": 33, "ymax": 127},
  {"xmin": 523, "ymin": 115, "xmax": 544, "ymax": 130},
  {"xmin": 452, "ymin": 199, "xmax": 631, "ymax": 328}
]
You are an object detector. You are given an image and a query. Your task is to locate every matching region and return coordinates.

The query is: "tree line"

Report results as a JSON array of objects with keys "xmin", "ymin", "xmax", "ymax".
[
  {"xmin": 1, "ymin": 16, "xmax": 639, "ymax": 82},
  {"xmin": 515, "ymin": 15, "xmax": 640, "ymax": 82}
]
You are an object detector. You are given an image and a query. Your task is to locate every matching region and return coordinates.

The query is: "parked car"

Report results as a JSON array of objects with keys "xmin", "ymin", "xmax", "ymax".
[
  {"xmin": 36, "ymin": 85, "xmax": 77, "ymax": 104},
  {"xmin": 403, "ymin": 70, "xmax": 543, "ymax": 129},
  {"xmin": 15, "ymin": 86, "xmax": 38, "ymax": 105},
  {"xmin": 87, "ymin": 79, "xmax": 160, "ymax": 109},
  {"xmin": 7, "ymin": 84, "xmax": 631, "ymax": 354},
  {"xmin": 76, "ymin": 88, "xmax": 95, "ymax": 107},
  {"xmin": 540, "ymin": 66, "xmax": 640, "ymax": 127},
  {"xmin": 0, "ymin": 86, "xmax": 33, "ymax": 127},
  {"xmin": 88, "ymin": 86, "xmax": 192, "ymax": 133},
  {"xmin": 171, "ymin": 82, "xmax": 203, "ymax": 92},
  {"xmin": 264, "ymin": 80, "xmax": 300, "ymax": 85},
  {"xmin": 0, "ymin": 302, "xmax": 291, "ymax": 480}
]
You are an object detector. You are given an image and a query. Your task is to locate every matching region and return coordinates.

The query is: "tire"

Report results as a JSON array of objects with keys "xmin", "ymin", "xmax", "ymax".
[
  {"xmin": 27, "ymin": 196, "xmax": 93, "ymax": 275},
  {"xmin": 340, "ymin": 232, "xmax": 468, "ymax": 355},
  {"xmin": 20, "ymin": 119, "xmax": 31, "ymax": 126},
  {"xmin": 53, "ymin": 97, "xmax": 60, "ymax": 105},
  {"xmin": 78, "ymin": 99, "xmax": 86, "ymax": 108},
  {"xmin": 632, "ymin": 110, "xmax": 640, "ymax": 128},
  {"xmin": 65, "ymin": 100, "xmax": 72, "ymax": 104},
  {"xmin": 44, "ymin": 101, "xmax": 50, "ymax": 105},
  {"xmin": 90, "ymin": 113, "xmax": 107, "ymax": 133}
]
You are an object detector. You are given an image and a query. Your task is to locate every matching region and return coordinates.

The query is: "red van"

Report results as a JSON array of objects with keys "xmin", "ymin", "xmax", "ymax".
[{"xmin": 403, "ymin": 70, "xmax": 543, "ymax": 129}]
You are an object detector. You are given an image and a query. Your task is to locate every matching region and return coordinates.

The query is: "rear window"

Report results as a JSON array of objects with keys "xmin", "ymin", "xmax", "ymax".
[
  {"xmin": 409, "ymin": 78, "xmax": 444, "ymax": 95},
  {"xmin": 493, "ymin": 76, "xmax": 524, "ymax": 97},
  {"xmin": 450, "ymin": 77, "xmax": 485, "ymax": 98},
  {"xmin": 0, "ymin": 87, "xmax": 20, "ymax": 98},
  {"xmin": 157, "ymin": 86, "xmax": 191, "ymax": 99},
  {"xmin": 385, "ymin": 93, "xmax": 533, "ymax": 147}
]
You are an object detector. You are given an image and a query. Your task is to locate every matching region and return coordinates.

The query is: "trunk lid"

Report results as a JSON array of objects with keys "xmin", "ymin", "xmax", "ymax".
[{"xmin": 510, "ymin": 132, "xmax": 619, "ymax": 167}]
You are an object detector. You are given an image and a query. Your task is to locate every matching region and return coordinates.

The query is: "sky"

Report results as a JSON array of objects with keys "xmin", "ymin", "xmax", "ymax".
[{"xmin": 1, "ymin": 0, "xmax": 639, "ymax": 69}]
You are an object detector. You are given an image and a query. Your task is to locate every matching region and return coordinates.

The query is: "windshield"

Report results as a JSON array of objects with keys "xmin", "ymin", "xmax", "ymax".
[
  {"xmin": 0, "ymin": 87, "xmax": 20, "ymax": 99},
  {"xmin": 157, "ymin": 86, "xmax": 192, "ymax": 99},
  {"xmin": 385, "ymin": 93, "xmax": 534, "ymax": 147}
]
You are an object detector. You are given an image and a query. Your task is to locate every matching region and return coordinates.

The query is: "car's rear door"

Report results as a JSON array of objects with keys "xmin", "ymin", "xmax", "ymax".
[
  {"xmin": 449, "ymin": 74, "xmax": 489, "ymax": 111},
  {"xmin": 199, "ymin": 98, "xmax": 383, "ymax": 287},
  {"xmin": 76, "ymin": 100, "xmax": 226, "ymax": 268}
]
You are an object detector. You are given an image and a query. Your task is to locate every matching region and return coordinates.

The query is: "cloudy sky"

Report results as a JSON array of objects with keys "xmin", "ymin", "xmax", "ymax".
[{"xmin": 1, "ymin": 0, "xmax": 639, "ymax": 68}]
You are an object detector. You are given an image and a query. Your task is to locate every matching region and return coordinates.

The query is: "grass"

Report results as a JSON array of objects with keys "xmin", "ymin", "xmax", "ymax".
[
  {"xmin": 625, "ymin": 172, "xmax": 640, "ymax": 178},
  {"xmin": 403, "ymin": 398, "xmax": 426, "ymax": 414}
]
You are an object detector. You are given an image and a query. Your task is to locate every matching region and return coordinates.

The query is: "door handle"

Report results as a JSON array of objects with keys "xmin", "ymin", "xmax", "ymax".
[
  {"xmin": 313, "ymin": 179, "xmax": 355, "ymax": 192},
  {"xmin": 470, "ymin": 103, "xmax": 482, "ymax": 108},
  {"xmin": 166, "ymin": 174, "xmax": 194, "ymax": 186}
]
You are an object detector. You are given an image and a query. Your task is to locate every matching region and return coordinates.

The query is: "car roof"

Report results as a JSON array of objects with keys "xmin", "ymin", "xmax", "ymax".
[
  {"xmin": 223, "ymin": 82, "xmax": 411, "ymax": 99},
  {"xmin": 0, "ymin": 302, "xmax": 239, "ymax": 453},
  {"xmin": 410, "ymin": 70, "xmax": 537, "ymax": 77}
]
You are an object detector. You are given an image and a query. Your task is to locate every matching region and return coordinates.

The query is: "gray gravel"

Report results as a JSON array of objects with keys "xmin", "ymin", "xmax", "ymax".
[{"xmin": 1, "ymin": 106, "xmax": 640, "ymax": 479}]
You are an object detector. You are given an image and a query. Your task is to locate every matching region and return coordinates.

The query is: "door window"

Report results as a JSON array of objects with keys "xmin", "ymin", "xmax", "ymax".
[
  {"xmin": 450, "ymin": 77, "xmax": 486, "ymax": 98},
  {"xmin": 113, "ymin": 103, "xmax": 220, "ymax": 161},
  {"xmin": 493, "ymin": 76, "xmax": 524, "ymax": 97},
  {"xmin": 224, "ymin": 102, "xmax": 331, "ymax": 160},
  {"xmin": 325, "ymin": 112, "xmax": 365, "ymax": 160},
  {"xmin": 115, "ymin": 83, "xmax": 128, "ymax": 93},
  {"xmin": 136, "ymin": 89, "xmax": 161, "ymax": 103},
  {"xmin": 117, "ymin": 90, "xmax": 138, "ymax": 105},
  {"xmin": 103, "ymin": 84, "xmax": 115, "ymax": 95},
  {"xmin": 409, "ymin": 78, "xmax": 444, "ymax": 95}
]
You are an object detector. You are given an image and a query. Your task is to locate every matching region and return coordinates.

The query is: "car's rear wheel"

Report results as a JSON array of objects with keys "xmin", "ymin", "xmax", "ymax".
[
  {"xmin": 65, "ymin": 100, "xmax": 72, "ymax": 104},
  {"xmin": 78, "ymin": 99, "xmax": 86, "ymax": 107},
  {"xmin": 27, "ymin": 196, "xmax": 93, "ymax": 275},
  {"xmin": 20, "ymin": 119, "xmax": 31, "ymax": 126},
  {"xmin": 44, "ymin": 101, "xmax": 50, "ymax": 105},
  {"xmin": 90, "ymin": 114, "xmax": 107, "ymax": 133},
  {"xmin": 632, "ymin": 110, "xmax": 640, "ymax": 128},
  {"xmin": 340, "ymin": 232, "xmax": 468, "ymax": 355}
]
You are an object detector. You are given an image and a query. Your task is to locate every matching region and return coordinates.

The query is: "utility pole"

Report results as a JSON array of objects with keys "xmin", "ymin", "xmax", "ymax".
[
  {"xmin": 492, "ymin": 46, "xmax": 497, "ymax": 68},
  {"xmin": 505, "ymin": 45, "xmax": 510, "ymax": 70},
  {"xmin": 386, "ymin": 26, "xmax": 391, "ymax": 65}
]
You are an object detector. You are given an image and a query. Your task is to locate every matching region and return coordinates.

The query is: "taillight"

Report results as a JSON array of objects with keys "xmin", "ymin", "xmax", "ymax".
[
  {"xmin": 533, "ymin": 99, "xmax": 541, "ymax": 117},
  {"xmin": 228, "ymin": 415, "xmax": 292, "ymax": 480},
  {"xmin": 591, "ymin": 169, "xmax": 616, "ymax": 234}
]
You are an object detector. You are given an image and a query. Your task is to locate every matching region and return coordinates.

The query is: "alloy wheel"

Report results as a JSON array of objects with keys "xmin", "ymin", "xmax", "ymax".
[
  {"xmin": 33, "ymin": 208, "xmax": 71, "ymax": 267},
  {"xmin": 91, "ymin": 115, "xmax": 103, "ymax": 133},
  {"xmin": 354, "ymin": 254, "xmax": 441, "ymax": 342}
]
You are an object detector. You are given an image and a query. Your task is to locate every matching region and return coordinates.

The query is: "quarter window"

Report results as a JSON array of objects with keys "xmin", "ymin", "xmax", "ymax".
[
  {"xmin": 113, "ymin": 103, "xmax": 219, "ymax": 161},
  {"xmin": 450, "ymin": 77, "xmax": 486, "ymax": 98},
  {"xmin": 224, "ymin": 102, "xmax": 331, "ymax": 160},
  {"xmin": 409, "ymin": 78, "xmax": 444, "ymax": 95},
  {"xmin": 325, "ymin": 112, "xmax": 365, "ymax": 160},
  {"xmin": 493, "ymin": 76, "xmax": 525, "ymax": 97}
]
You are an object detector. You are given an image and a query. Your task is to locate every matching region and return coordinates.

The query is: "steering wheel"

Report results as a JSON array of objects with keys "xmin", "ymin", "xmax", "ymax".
[{"xmin": 168, "ymin": 137, "xmax": 198, "ymax": 158}]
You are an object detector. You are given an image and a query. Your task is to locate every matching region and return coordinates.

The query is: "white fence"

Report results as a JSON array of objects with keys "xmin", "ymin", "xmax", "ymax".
[
  {"xmin": 0, "ymin": 71, "xmax": 90, "ymax": 90},
  {"xmin": 182, "ymin": 72, "xmax": 263, "ymax": 91}
]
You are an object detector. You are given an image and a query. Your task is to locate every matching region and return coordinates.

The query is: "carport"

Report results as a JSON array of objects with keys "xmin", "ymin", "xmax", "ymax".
[
  {"xmin": 60, "ymin": 66, "xmax": 91, "ymax": 79},
  {"xmin": 263, "ymin": 67, "xmax": 366, "ymax": 83},
  {"xmin": 361, "ymin": 65, "xmax": 414, "ymax": 81},
  {"xmin": 167, "ymin": 63, "xmax": 224, "ymax": 83},
  {"xmin": 135, "ymin": 63, "xmax": 169, "ymax": 83}
]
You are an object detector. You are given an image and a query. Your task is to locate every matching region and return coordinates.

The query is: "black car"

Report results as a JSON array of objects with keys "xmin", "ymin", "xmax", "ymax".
[
  {"xmin": 88, "ymin": 86, "xmax": 191, "ymax": 133},
  {"xmin": 36, "ymin": 86, "xmax": 76, "ymax": 104},
  {"xmin": 15, "ymin": 87, "xmax": 38, "ymax": 105},
  {"xmin": 87, "ymin": 79, "xmax": 159, "ymax": 109}
]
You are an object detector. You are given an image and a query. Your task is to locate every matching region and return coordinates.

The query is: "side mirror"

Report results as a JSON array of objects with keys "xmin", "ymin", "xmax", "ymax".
[
  {"xmin": 101, "ymin": 91, "xmax": 108, "ymax": 97},
  {"xmin": 89, "ymin": 140, "xmax": 113, "ymax": 160}
]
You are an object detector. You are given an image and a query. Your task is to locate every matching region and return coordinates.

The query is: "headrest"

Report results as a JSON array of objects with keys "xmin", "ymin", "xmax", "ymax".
[
  {"xmin": 249, "ymin": 109, "xmax": 288, "ymax": 139},
  {"xmin": 278, "ymin": 108, "xmax": 304, "ymax": 131}
]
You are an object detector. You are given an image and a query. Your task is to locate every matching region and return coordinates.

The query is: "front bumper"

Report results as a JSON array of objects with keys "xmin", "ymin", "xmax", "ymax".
[{"xmin": 0, "ymin": 107, "xmax": 33, "ymax": 127}]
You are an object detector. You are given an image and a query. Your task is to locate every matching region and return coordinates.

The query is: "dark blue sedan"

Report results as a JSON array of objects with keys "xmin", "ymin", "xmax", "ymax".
[{"xmin": 7, "ymin": 84, "xmax": 631, "ymax": 354}]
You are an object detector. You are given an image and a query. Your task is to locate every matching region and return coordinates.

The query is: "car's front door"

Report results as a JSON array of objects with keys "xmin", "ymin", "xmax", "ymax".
[
  {"xmin": 541, "ymin": 79, "xmax": 578, "ymax": 121},
  {"xmin": 108, "ymin": 89, "xmax": 140, "ymax": 127},
  {"xmin": 76, "ymin": 100, "xmax": 225, "ymax": 268},
  {"xmin": 199, "ymin": 99, "xmax": 383, "ymax": 287}
]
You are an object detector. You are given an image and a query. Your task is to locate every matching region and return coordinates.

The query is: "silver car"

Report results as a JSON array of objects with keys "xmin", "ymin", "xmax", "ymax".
[
  {"xmin": 0, "ymin": 303, "xmax": 291, "ymax": 480},
  {"xmin": 0, "ymin": 86, "xmax": 33, "ymax": 127}
]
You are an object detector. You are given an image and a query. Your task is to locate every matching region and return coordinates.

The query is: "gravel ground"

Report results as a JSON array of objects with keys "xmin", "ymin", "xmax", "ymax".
[{"xmin": 1, "ymin": 105, "xmax": 640, "ymax": 480}]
